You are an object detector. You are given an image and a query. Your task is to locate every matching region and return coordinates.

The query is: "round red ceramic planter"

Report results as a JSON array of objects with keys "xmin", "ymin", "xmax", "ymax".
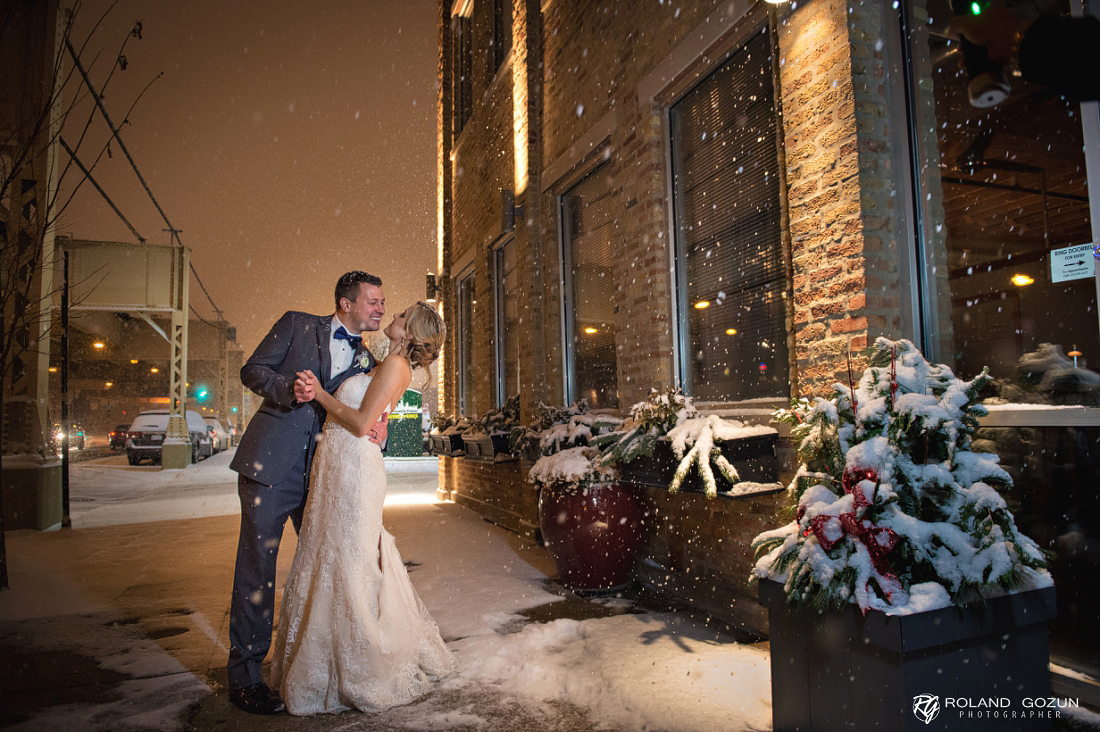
[{"xmin": 537, "ymin": 482, "xmax": 645, "ymax": 591}]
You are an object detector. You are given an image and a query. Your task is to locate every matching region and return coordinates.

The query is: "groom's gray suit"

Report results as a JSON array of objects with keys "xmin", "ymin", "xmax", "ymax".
[{"xmin": 227, "ymin": 310, "xmax": 376, "ymax": 690}]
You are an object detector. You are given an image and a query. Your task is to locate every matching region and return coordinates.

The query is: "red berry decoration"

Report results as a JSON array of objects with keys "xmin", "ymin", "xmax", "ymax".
[{"xmin": 841, "ymin": 467, "xmax": 878, "ymax": 494}]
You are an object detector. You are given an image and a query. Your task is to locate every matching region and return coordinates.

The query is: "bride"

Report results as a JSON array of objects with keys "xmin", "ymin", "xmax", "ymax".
[{"xmin": 271, "ymin": 301, "xmax": 453, "ymax": 715}]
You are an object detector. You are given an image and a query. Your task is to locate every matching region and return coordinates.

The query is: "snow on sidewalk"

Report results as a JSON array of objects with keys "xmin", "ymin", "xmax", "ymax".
[{"xmin": 390, "ymin": 503, "xmax": 774, "ymax": 731}]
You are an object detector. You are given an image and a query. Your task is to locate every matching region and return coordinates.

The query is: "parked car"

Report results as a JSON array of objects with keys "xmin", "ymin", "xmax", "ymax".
[
  {"xmin": 52, "ymin": 423, "xmax": 86, "ymax": 450},
  {"xmin": 126, "ymin": 410, "xmax": 213, "ymax": 465},
  {"xmin": 204, "ymin": 417, "xmax": 230, "ymax": 452},
  {"xmin": 109, "ymin": 423, "xmax": 130, "ymax": 451}
]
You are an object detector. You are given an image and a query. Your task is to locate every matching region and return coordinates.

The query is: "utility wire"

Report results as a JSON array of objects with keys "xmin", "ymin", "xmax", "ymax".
[
  {"xmin": 64, "ymin": 36, "xmax": 225, "ymax": 322},
  {"xmin": 58, "ymin": 136, "xmax": 146, "ymax": 243},
  {"xmin": 188, "ymin": 264, "xmax": 224, "ymax": 321}
]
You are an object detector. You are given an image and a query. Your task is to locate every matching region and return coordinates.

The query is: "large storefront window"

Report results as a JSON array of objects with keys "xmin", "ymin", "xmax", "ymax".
[
  {"xmin": 561, "ymin": 163, "xmax": 618, "ymax": 409},
  {"xmin": 493, "ymin": 237, "xmax": 519, "ymax": 406},
  {"xmin": 904, "ymin": 0, "xmax": 1100, "ymax": 687},
  {"xmin": 456, "ymin": 269, "xmax": 475, "ymax": 416},
  {"xmin": 908, "ymin": 0, "xmax": 1097, "ymax": 397},
  {"xmin": 669, "ymin": 28, "xmax": 788, "ymax": 403}
]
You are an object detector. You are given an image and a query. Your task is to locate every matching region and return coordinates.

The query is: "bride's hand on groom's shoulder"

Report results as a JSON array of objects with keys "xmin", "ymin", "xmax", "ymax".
[{"xmin": 294, "ymin": 370, "xmax": 318, "ymax": 403}]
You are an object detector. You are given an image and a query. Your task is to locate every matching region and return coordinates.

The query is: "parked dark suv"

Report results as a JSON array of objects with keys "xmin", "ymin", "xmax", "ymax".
[{"xmin": 109, "ymin": 424, "xmax": 130, "ymax": 451}]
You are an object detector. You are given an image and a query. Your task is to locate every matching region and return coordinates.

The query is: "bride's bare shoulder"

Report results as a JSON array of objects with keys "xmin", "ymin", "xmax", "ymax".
[{"xmin": 379, "ymin": 353, "xmax": 412, "ymax": 374}]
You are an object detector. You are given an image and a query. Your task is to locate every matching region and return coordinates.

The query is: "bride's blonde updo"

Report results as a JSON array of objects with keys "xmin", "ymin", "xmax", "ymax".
[{"xmin": 403, "ymin": 302, "xmax": 446, "ymax": 371}]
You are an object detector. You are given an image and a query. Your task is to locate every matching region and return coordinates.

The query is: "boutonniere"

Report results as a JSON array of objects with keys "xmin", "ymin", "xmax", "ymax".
[{"xmin": 355, "ymin": 350, "xmax": 372, "ymax": 370}]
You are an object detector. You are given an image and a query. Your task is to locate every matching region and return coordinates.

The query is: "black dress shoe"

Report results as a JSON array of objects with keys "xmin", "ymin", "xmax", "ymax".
[{"xmin": 229, "ymin": 682, "xmax": 287, "ymax": 715}]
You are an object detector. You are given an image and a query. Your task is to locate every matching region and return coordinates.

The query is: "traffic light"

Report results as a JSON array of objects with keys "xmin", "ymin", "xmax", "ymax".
[{"xmin": 194, "ymin": 383, "xmax": 210, "ymax": 404}]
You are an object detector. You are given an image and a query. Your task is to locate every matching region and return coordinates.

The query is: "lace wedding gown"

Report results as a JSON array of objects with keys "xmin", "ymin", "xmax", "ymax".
[{"xmin": 272, "ymin": 372, "xmax": 453, "ymax": 715}]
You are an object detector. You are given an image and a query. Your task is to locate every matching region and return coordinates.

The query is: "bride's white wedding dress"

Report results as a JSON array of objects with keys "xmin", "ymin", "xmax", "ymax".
[{"xmin": 272, "ymin": 372, "xmax": 453, "ymax": 715}]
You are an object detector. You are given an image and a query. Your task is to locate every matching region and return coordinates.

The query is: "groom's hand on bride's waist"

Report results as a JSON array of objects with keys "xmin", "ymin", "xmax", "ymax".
[{"xmin": 367, "ymin": 415, "xmax": 388, "ymax": 445}]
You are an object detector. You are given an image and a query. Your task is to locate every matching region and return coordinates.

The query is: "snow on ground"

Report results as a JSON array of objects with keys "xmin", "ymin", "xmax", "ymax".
[
  {"xmin": 19, "ymin": 452, "xmax": 1093, "ymax": 732},
  {"xmin": 446, "ymin": 614, "xmax": 772, "ymax": 732},
  {"xmin": 5, "ymin": 453, "xmax": 779, "ymax": 731},
  {"xmin": 1, "ymin": 612, "xmax": 210, "ymax": 732},
  {"xmin": 388, "ymin": 499, "xmax": 774, "ymax": 731}
]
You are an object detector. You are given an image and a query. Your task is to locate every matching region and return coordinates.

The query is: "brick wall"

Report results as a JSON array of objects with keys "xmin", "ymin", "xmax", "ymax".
[
  {"xmin": 634, "ymin": 486, "xmax": 785, "ymax": 634},
  {"xmin": 778, "ymin": 0, "xmax": 909, "ymax": 395},
  {"xmin": 538, "ymin": 0, "xmax": 714, "ymax": 407},
  {"xmin": 437, "ymin": 0, "xmax": 918, "ymax": 633},
  {"xmin": 439, "ymin": 455, "xmax": 540, "ymax": 542}
]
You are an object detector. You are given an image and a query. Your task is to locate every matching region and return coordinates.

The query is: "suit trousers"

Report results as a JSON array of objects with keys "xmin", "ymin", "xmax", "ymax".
[{"xmin": 227, "ymin": 446, "xmax": 309, "ymax": 689}]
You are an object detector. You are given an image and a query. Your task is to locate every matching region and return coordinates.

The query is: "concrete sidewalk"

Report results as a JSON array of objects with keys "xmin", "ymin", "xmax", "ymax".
[{"xmin": 0, "ymin": 487, "xmax": 641, "ymax": 731}]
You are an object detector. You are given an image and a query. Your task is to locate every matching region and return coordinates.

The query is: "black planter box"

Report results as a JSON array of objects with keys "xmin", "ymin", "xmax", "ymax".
[
  {"xmin": 429, "ymin": 433, "xmax": 465, "ymax": 457},
  {"xmin": 621, "ymin": 433, "xmax": 778, "ymax": 491},
  {"xmin": 758, "ymin": 578, "xmax": 1058, "ymax": 731},
  {"xmin": 463, "ymin": 434, "xmax": 513, "ymax": 461}
]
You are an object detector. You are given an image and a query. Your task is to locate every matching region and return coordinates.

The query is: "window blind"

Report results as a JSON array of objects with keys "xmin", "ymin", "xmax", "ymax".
[{"xmin": 670, "ymin": 28, "xmax": 788, "ymax": 402}]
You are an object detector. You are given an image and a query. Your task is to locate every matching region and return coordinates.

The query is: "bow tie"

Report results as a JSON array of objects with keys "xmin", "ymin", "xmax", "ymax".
[{"xmin": 333, "ymin": 326, "xmax": 362, "ymax": 348}]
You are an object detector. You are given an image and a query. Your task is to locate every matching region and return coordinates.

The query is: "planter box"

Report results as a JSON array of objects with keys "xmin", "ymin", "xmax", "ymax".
[
  {"xmin": 429, "ymin": 433, "xmax": 465, "ymax": 457},
  {"xmin": 758, "ymin": 579, "xmax": 1058, "ymax": 731},
  {"xmin": 621, "ymin": 433, "xmax": 778, "ymax": 491},
  {"xmin": 462, "ymin": 434, "xmax": 513, "ymax": 461}
]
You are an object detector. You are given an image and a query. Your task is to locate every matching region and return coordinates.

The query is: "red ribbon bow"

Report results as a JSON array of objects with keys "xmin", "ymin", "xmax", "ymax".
[{"xmin": 804, "ymin": 470, "xmax": 900, "ymax": 581}]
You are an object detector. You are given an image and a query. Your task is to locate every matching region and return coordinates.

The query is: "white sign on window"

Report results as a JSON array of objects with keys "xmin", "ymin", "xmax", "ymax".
[{"xmin": 1050, "ymin": 243, "xmax": 1096, "ymax": 284}]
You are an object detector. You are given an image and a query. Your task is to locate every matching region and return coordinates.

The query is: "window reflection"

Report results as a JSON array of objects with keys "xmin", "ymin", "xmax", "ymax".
[
  {"xmin": 915, "ymin": 0, "xmax": 1097, "ymax": 404},
  {"xmin": 562, "ymin": 164, "xmax": 619, "ymax": 409}
]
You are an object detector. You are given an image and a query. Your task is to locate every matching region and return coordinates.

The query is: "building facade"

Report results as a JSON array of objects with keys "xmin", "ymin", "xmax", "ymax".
[{"xmin": 436, "ymin": 0, "xmax": 1100, "ymax": 690}]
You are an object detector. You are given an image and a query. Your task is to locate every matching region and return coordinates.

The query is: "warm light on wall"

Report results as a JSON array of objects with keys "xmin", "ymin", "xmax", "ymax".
[
  {"xmin": 150, "ymin": 367, "xmax": 159, "ymax": 373},
  {"xmin": 93, "ymin": 341, "xmax": 105, "ymax": 349},
  {"xmin": 583, "ymin": 326, "xmax": 598, "ymax": 334},
  {"xmin": 105, "ymin": 381, "xmax": 113, "ymax": 388},
  {"xmin": 130, "ymin": 358, "xmax": 139, "ymax": 364},
  {"xmin": 512, "ymin": 12, "xmax": 528, "ymax": 196},
  {"xmin": 694, "ymin": 300, "xmax": 710, "ymax": 310},
  {"xmin": 725, "ymin": 328, "xmax": 738, "ymax": 335},
  {"xmin": 48, "ymin": 366, "xmax": 58, "ymax": 373},
  {"xmin": 1011, "ymin": 274, "xmax": 1035, "ymax": 286}
]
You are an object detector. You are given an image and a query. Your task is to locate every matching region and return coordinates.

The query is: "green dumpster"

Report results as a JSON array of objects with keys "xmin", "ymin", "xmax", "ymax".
[{"xmin": 385, "ymin": 389, "xmax": 423, "ymax": 457}]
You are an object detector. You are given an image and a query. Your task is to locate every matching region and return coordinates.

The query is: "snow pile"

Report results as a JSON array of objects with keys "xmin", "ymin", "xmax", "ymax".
[
  {"xmin": 667, "ymin": 415, "xmax": 777, "ymax": 497},
  {"xmin": 754, "ymin": 337, "xmax": 1050, "ymax": 615},
  {"xmin": 389, "ymin": 501, "xmax": 774, "ymax": 732},
  {"xmin": 528, "ymin": 446, "xmax": 619, "ymax": 491},
  {"xmin": 538, "ymin": 411, "xmax": 624, "ymax": 455},
  {"xmin": 445, "ymin": 614, "xmax": 772, "ymax": 732}
]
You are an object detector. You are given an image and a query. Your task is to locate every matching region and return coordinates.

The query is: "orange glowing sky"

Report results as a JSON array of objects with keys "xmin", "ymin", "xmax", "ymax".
[{"xmin": 59, "ymin": 0, "xmax": 439, "ymax": 356}]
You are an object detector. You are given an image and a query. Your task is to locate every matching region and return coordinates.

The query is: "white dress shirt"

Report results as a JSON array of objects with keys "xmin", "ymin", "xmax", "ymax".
[{"xmin": 329, "ymin": 316, "xmax": 359, "ymax": 379}]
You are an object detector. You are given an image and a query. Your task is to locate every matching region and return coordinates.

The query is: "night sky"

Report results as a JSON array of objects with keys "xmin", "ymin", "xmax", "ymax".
[{"xmin": 59, "ymin": 0, "xmax": 439, "ymax": 357}]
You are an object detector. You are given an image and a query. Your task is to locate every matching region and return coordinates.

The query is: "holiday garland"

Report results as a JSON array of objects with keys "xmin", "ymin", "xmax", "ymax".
[{"xmin": 752, "ymin": 338, "xmax": 1050, "ymax": 615}]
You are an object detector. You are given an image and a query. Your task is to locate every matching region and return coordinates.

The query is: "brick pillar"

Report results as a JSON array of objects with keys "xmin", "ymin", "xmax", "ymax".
[
  {"xmin": 778, "ymin": 0, "xmax": 911, "ymax": 395},
  {"xmin": 615, "ymin": 101, "xmax": 675, "ymax": 406}
]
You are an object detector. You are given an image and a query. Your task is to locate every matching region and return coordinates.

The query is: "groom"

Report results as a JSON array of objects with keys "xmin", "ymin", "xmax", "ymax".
[{"xmin": 227, "ymin": 270, "xmax": 387, "ymax": 714}]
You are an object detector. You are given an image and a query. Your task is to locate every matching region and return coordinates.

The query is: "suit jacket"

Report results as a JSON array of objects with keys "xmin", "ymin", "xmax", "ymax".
[{"xmin": 230, "ymin": 311, "xmax": 376, "ymax": 486}]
